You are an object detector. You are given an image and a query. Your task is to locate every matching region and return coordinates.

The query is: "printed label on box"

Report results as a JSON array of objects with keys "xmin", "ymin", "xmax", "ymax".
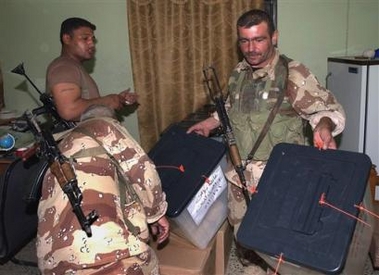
[{"xmin": 186, "ymin": 165, "xmax": 227, "ymax": 225}]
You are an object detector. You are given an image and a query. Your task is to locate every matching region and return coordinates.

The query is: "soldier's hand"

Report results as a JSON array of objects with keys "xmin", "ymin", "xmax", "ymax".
[
  {"xmin": 119, "ymin": 88, "xmax": 138, "ymax": 105},
  {"xmin": 186, "ymin": 117, "xmax": 220, "ymax": 137},
  {"xmin": 151, "ymin": 216, "xmax": 170, "ymax": 244},
  {"xmin": 313, "ymin": 117, "xmax": 337, "ymax": 150}
]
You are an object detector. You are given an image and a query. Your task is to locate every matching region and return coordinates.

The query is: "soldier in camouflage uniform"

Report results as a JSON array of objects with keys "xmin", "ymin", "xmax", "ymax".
[
  {"xmin": 187, "ymin": 9, "xmax": 345, "ymax": 275},
  {"xmin": 37, "ymin": 105, "xmax": 169, "ymax": 275}
]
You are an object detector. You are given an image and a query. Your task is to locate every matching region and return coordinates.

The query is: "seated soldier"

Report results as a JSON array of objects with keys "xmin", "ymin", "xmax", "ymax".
[{"xmin": 36, "ymin": 105, "xmax": 169, "ymax": 275}]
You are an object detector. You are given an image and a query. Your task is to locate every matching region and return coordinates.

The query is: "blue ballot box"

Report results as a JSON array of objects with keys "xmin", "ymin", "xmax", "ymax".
[
  {"xmin": 237, "ymin": 143, "xmax": 374, "ymax": 275},
  {"xmin": 149, "ymin": 125, "xmax": 228, "ymax": 249}
]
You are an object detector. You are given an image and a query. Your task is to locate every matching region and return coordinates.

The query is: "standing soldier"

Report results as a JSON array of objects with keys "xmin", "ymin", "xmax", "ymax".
[{"xmin": 187, "ymin": 9, "xmax": 345, "ymax": 274}]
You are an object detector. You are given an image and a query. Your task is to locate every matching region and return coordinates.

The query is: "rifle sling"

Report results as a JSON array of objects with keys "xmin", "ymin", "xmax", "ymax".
[
  {"xmin": 246, "ymin": 57, "xmax": 289, "ymax": 163},
  {"xmin": 71, "ymin": 128, "xmax": 140, "ymax": 237},
  {"xmin": 246, "ymin": 90, "xmax": 285, "ymax": 162}
]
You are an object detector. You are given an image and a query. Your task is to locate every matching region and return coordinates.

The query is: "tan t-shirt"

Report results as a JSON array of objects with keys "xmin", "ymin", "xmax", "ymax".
[{"xmin": 46, "ymin": 56, "xmax": 100, "ymax": 99}]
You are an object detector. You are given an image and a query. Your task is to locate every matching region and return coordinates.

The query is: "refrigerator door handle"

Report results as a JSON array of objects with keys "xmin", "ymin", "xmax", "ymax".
[{"xmin": 325, "ymin": 72, "xmax": 332, "ymax": 89}]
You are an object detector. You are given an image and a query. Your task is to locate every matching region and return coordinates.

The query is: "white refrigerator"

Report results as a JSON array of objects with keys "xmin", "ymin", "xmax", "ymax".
[{"xmin": 327, "ymin": 57, "xmax": 379, "ymax": 167}]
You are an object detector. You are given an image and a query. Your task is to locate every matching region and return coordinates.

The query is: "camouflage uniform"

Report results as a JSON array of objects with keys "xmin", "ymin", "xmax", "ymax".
[
  {"xmin": 37, "ymin": 117, "xmax": 168, "ymax": 275},
  {"xmin": 221, "ymin": 49, "xmax": 346, "ymax": 234}
]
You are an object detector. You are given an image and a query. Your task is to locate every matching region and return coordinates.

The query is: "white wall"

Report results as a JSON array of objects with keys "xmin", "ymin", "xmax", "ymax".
[{"xmin": 278, "ymin": 0, "xmax": 379, "ymax": 85}]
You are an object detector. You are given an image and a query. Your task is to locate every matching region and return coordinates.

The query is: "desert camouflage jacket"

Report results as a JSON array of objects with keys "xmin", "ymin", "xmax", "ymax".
[
  {"xmin": 214, "ymin": 49, "xmax": 345, "ymax": 161},
  {"xmin": 228, "ymin": 49, "xmax": 345, "ymax": 134},
  {"xmin": 37, "ymin": 117, "xmax": 167, "ymax": 274}
]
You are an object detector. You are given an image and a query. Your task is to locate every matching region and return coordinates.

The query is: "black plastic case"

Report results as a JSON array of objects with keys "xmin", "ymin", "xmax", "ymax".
[{"xmin": 237, "ymin": 143, "xmax": 372, "ymax": 274}]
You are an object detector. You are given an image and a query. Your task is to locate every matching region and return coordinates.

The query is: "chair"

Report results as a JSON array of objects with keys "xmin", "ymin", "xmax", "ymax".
[{"xmin": 0, "ymin": 156, "xmax": 48, "ymax": 266}]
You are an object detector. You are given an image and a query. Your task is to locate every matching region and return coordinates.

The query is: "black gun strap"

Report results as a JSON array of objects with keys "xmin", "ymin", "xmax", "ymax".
[
  {"xmin": 71, "ymin": 128, "xmax": 140, "ymax": 237},
  {"xmin": 246, "ymin": 91, "xmax": 285, "ymax": 162},
  {"xmin": 246, "ymin": 57, "xmax": 289, "ymax": 163}
]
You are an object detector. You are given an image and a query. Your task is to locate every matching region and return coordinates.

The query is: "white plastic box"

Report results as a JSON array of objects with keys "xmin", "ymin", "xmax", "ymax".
[{"xmin": 170, "ymin": 158, "xmax": 228, "ymax": 249}]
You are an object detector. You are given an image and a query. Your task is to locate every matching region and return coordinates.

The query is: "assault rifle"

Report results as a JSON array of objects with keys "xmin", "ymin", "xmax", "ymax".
[
  {"xmin": 202, "ymin": 66, "xmax": 250, "ymax": 206},
  {"xmin": 23, "ymin": 111, "xmax": 98, "ymax": 237}
]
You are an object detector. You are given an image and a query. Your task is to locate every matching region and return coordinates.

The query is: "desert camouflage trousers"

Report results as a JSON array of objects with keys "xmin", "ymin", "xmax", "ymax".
[
  {"xmin": 225, "ymin": 160, "xmax": 266, "ymax": 236},
  {"xmin": 225, "ymin": 160, "xmax": 270, "ymax": 275},
  {"xmin": 60, "ymin": 247, "xmax": 159, "ymax": 275}
]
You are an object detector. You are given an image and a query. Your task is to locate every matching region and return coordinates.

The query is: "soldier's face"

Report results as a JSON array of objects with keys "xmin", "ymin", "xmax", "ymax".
[
  {"xmin": 63, "ymin": 27, "xmax": 96, "ymax": 62},
  {"xmin": 238, "ymin": 22, "xmax": 277, "ymax": 68}
]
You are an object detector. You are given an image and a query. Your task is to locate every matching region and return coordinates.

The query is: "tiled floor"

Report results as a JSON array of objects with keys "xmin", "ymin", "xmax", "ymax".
[{"xmin": 0, "ymin": 239, "xmax": 39, "ymax": 275}]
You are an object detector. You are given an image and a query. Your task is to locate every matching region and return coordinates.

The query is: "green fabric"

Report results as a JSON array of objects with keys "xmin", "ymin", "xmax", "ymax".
[{"xmin": 228, "ymin": 55, "xmax": 305, "ymax": 161}]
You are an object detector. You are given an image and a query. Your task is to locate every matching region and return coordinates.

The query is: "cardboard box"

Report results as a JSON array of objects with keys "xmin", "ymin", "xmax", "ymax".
[
  {"xmin": 154, "ymin": 220, "xmax": 233, "ymax": 275},
  {"xmin": 369, "ymin": 198, "xmax": 379, "ymax": 268},
  {"xmin": 154, "ymin": 232, "xmax": 216, "ymax": 275},
  {"xmin": 367, "ymin": 166, "xmax": 379, "ymax": 268},
  {"xmin": 371, "ymin": 234, "xmax": 379, "ymax": 268},
  {"xmin": 370, "ymin": 230, "xmax": 379, "ymax": 269}
]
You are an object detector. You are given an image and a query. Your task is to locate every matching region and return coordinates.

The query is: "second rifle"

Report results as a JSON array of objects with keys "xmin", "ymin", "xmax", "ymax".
[{"xmin": 203, "ymin": 66, "xmax": 250, "ymax": 206}]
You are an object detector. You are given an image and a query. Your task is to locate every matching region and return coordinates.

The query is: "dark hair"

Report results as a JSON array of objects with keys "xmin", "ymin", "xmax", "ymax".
[
  {"xmin": 237, "ymin": 9, "xmax": 275, "ymax": 36},
  {"xmin": 60, "ymin": 17, "xmax": 96, "ymax": 44}
]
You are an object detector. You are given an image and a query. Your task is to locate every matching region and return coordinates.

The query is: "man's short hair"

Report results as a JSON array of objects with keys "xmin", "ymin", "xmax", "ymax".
[
  {"xmin": 60, "ymin": 17, "xmax": 96, "ymax": 44},
  {"xmin": 237, "ymin": 9, "xmax": 275, "ymax": 37}
]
